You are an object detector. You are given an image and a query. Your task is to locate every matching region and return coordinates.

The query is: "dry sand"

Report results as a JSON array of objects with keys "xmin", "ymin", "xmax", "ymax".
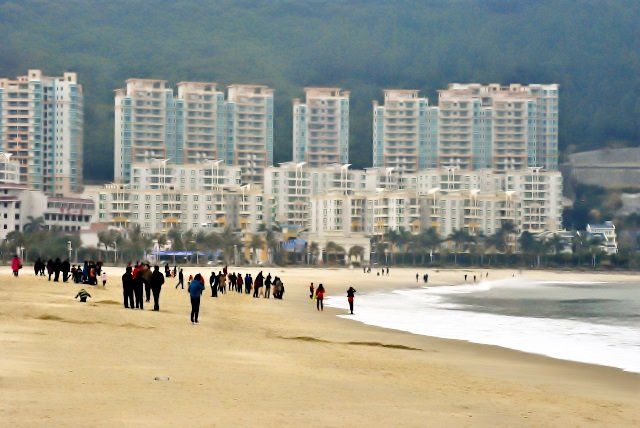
[{"xmin": 0, "ymin": 266, "xmax": 638, "ymax": 427}]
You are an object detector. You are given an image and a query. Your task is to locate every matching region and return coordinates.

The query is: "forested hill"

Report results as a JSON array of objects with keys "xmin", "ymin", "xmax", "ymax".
[{"xmin": 0, "ymin": 0, "xmax": 638, "ymax": 182}]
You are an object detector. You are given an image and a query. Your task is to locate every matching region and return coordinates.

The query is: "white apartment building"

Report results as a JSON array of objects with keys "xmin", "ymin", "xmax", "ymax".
[
  {"xmin": 0, "ymin": 69, "xmax": 83, "ymax": 195},
  {"xmin": 177, "ymin": 82, "xmax": 227, "ymax": 164},
  {"xmin": 373, "ymin": 90, "xmax": 438, "ymax": 173},
  {"xmin": 0, "ymin": 153, "xmax": 93, "ymax": 240},
  {"xmin": 372, "ymin": 83, "xmax": 559, "ymax": 173},
  {"xmin": 114, "ymin": 80, "xmax": 274, "ymax": 185},
  {"xmin": 114, "ymin": 79, "xmax": 176, "ymax": 182},
  {"xmin": 586, "ymin": 222, "xmax": 618, "ymax": 255},
  {"xmin": 293, "ymin": 88, "xmax": 349, "ymax": 167},
  {"xmin": 226, "ymin": 85, "xmax": 274, "ymax": 184},
  {"xmin": 437, "ymin": 83, "xmax": 559, "ymax": 171},
  {"xmin": 90, "ymin": 160, "xmax": 264, "ymax": 235},
  {"xmin": 264, "ymin": 163, "xmax": 399, "ymax": 229}
]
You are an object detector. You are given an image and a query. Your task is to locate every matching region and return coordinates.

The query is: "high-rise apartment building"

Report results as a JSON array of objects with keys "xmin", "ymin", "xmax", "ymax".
[
  {"xmin": 293, "ymin": 88, "xmax": 349, "ymax": 167},
  {"xmin": 0, "ymin": 69, "xmax": 83, "ymax": 195},
  {"xmin": 114, "ymin": 80, "xmax": 273, "ymax": 185},
  {"xmin": 372, "ymin": 90, "xmax": 438, "ymax": 173},
  {"xmin": 372, "ymin": 84, "xmax": 558, "ymax": 173},
  {"xmin": 177, "ymin": 82, "xmax": 227, "ymax": 165},
  {"xmin": 114, "ymin": 79, "xmax": 176, "ymax": 183},
  {"xmin": 226, "ymin": 85, "xmax": 274, "ymax": 184},
  {"xmin": 436, "ymin": 83, "xmax": 558, "ymax": 171}
]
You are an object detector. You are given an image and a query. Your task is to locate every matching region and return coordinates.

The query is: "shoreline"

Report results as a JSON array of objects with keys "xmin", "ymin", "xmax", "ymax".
[{"xmin": 1, "ymin": 267, "xmax": 638, "ymax": 426}]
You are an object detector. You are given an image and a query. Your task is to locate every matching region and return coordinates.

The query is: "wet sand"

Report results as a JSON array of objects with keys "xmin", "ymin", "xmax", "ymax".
[{"xmin": 0, "ymin": 266, "xmax": 638, "ymax": 427}]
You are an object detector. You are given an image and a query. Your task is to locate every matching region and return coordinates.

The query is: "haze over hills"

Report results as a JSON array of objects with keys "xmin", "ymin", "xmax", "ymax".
[{"xmin": 0, "ymin": 0, "xmax": 638, "ymax": 182}]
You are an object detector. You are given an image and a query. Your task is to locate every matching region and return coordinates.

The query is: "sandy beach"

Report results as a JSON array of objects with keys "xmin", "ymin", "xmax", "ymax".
[{"xmin": 0, "ymin": 266, "xmax": 638, "ymax": 427}]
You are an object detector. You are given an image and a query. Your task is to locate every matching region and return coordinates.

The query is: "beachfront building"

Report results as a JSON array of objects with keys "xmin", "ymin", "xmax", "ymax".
[
  {"xmin": 586, "ymin": 222, "xmax": 618, "ymax": 255},
  {"xmin": 226, "ymin": 85, "xmax": 274, "ymax": 184},
  {"xmin": 114, "ymin": 80, "xmax": 273, "ymax": 185},
  {"xmin": 0, "ymin": 153, "xmax": 93, "ymax": 240},
  {"xmin": 89, "ymin": 160, "xmax": 263, "ymax": 235},
  {"xmin": 372, "ymin": 90, "xmax": 438, "ymax": 173},
  {"xmin": 0, "ymin": 70, "xmax": 83, "ymax": 195},
  {"xmin": 293, "ymin": 88, "xmax": 349, "ymax": 167}
]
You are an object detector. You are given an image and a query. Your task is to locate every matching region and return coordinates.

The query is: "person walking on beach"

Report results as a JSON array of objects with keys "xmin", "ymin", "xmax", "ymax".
[
  {"xmin": 10, "ymin": 254, "xmax": 22, "ymax": 277},
  {"xmin": 416, "ymin": 273, "xmax": 419, "ymax": 283},
  {"xmin": 309, "ymin": 282, "xmax": 315, "ymax": 299},
  {"xmin": 53, "ymin": 258, "xmax": 62, "ymax": 282},
  {"xmin": 245, "ymin": 273, "xmax": 252, "ymax": 295},
  {"xmin": 132, "ymin": 265, "xmax": 144, "ymax": 310},
  {"xmin": 151, "ymin": 265, "xmax": 165, "ymax": 311},
  {"xmin": 122, "ymin": 266, "xmax": 134, "ymax": 309},
  {"xmin": 101, "ymin": 270, "xmax": 107, "ymax": 287},
  {"xmin": 219, "ymin": 271, "xmax": 226, "ymax": 294},
  {"xmin": 253, "ymin": 271, "xmax": 263, "ymax": 298},
  {"xmin": 188, "ymin": 273, "xmax": 205, "ymax": 324},
  {"xmin": 164, "ymin": 264, "xmax": 170, "ymax": 278},
  {"xmin": 264, "ymin": 273, "xmax": 272, "ymax": 299},
  {"xmin": 62, "ymin": 259, "xmax": 70, "ymax": 282},
  {"xmin": 316, "ymin": 284, "xmax": 325, "ymax": 311},
  {"xmin": 143, "ymin": 264, "xmax": 153, "ymax": 302},
  {"xmin": 346, "ymin": 286, "xmax": 357, "ymax": 314},
  {"xmin": 175, "ymin": 268, "xmax": 184, "ymax": 289},
  {"xmin": 464, "ymin": 274, "xmax": 467, "ymax": 282},
  {"xmin": 209, "ymin": 272, "xmax": 218, "ymax": 297}
]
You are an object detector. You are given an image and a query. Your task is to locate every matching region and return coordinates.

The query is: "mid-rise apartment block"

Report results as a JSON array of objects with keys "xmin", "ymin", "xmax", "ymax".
[
  {"xmin": 373, "ymin": 84, "xmax": 559, "ymax": 173},
  {"xmin": 114, "ymin": 80, "xmax": 273, "ymax": 185},
  {"xmin": 0, "ymin": 69, "xmax": 83, "ymax": 195},
  {"xmin": 1, "ymin": 153, "xmax": 93, "ymax": 240},
  {"xmin": 293, "ymin": 88, "xmax": 349, "ymax": 167}
]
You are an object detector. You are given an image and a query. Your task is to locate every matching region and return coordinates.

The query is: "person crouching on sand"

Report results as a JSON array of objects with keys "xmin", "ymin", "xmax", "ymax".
[
  {"xmin": 188, "ymin": 273, "xmax": 205, "ymax": 324},
  {"xmin": 75, "ymin": 288, "xmax": 92, "ymax": 303},
  {"xmin": 315, "ymin": 284, "xmax": 325, "ymax": 311},
  {"xmin": 346, "ymin": 286, "xmax": 357, "ymax": 314}
]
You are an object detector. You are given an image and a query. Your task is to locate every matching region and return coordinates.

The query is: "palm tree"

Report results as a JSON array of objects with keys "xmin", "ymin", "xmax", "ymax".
[
  {"xmin": 250, "ymin": 234, "xmax": 263, "ymax": 264},
  {"xmin": 418, "ymin": 227, "xmax": 440, "ymax": 265},
  {"xmin": 448, "ymin": 229, "xmax": 472, "ymax": 265},
  {"xmin": 348, "ymin": 245, "xmax": 365, "ymax": 264},
  {"xmin": 309, "ymin": 241, "xmax": 319, "ymax": 265},
  {"xmin": 220, "ymin": 227, "xmax": 241, "ymax": 264},
  {"xmin": 325, "ymin": 241, "xmax": 345, "ymax": 265},
  {"xmin": 23, "ymin": 216, "xmax": 46, "ymax": 234},
  {"xmin": 167, "ymin": 228, "xmax": 184, "ymax": 251}
]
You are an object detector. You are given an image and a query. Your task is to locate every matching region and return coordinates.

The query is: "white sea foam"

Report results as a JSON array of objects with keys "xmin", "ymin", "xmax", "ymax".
[{"xmin": 325, "ymin": 279, "xmax": 640, "ymax": 373}]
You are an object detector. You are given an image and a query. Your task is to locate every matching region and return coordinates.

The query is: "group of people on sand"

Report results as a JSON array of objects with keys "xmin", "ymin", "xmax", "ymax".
[
  {"xmin": 363, "ymin": 266, "xmax": 390, "ymax": 276},
  {"xmin": 121, "ymin": 261, "xmax": 165, "ymax": 311},
  {"xmin": 202, "ymin": 266, "xmax": 286, "ymax": 300},
  {"xmin": 32, "ymin": 257, "xmax": 105, "ymax": 285}
]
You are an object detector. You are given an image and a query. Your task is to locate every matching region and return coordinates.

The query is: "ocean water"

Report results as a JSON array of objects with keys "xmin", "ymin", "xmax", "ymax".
[{"xmin": 325, "ymin": 278, "xmax": 640, "ymax": 373}]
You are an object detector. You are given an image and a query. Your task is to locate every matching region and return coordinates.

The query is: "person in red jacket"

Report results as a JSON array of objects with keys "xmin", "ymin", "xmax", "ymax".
[
  {"xmin": 11, "ymin": 255, "xmax": 22, "ymax": 277},
  {"xmin": 315, "ymin": 284, "xmax": 325, "ymax": 311}
]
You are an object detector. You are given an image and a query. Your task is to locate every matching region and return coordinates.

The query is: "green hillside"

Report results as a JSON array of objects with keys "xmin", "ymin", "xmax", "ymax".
[{"xmin": 1, "ymin": 0, "xmax": 638, "ymax": 182}]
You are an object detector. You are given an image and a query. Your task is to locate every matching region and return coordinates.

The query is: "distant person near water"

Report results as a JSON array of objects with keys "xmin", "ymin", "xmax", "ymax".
[
  {"xmin": 346, "ymin": 286, "xmax": 357, "ymax": 314},
  {"xmin": 315, "ymin": 284, "xmax": 325, "ymax": 311}
]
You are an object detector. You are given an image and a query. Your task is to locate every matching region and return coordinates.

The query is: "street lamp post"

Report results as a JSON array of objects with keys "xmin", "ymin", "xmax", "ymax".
[{"xmin": 67, "ymin": 241, "xmax": 72, "ymax": 262}]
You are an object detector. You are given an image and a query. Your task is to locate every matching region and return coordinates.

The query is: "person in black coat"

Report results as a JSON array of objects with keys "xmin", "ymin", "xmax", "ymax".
[
  {"xmin": 53, "ymin": 258, "xmax": 62, "ymax": 282},
  {"xmin": 122, "ymin": 266, "xmax": 135, "ymax": 309},
  {"xmin": 62, "ymin": 259, "xmax": 71, "ymax": 282},
  {"xmin": 150, "ymin": 265, "xmax": 165, "ymax": 311}
]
